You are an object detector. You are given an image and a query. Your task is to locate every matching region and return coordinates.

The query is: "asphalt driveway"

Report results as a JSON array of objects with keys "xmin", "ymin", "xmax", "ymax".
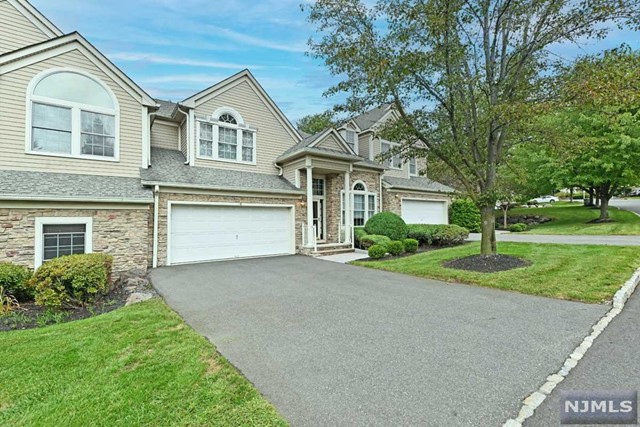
[{"xmin": 150, "ymin": 255, "xmax": 608, "ymax": 427}]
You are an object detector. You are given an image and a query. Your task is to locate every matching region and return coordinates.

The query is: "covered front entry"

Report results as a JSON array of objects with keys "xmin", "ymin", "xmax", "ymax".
[
  {"xmin": 168, "ymin": 203, "xmax": 295, "ymax": 265},
  {"xmin": 401, "ymin": 199, "xmax": 448, "ymax": 224}
]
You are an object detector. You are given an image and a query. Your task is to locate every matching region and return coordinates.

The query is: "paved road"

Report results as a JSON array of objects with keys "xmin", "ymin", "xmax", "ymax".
[
  {"xmin": 150, "ymin": 256, "xmax": 607, "ymax": 427},
  {"xmin": 611, "ymin": 198, "xmax": 640, "ymax": 215},
  {"xmin": 526, "ymin": 290, "xmax": 640, "ymax": 427},
  {"xmin": 467, "ymin": 233, "xmax": 640, "ymax": 246}
]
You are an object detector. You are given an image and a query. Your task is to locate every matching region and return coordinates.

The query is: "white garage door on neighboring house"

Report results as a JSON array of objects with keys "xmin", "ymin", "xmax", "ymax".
[
  {"xmin": 168, "ymin": 204, "xmax": 294, "ymax": 265},
  {"xmin": 401, "ymin": 199, "xmax": 449, "ymax": 224}
]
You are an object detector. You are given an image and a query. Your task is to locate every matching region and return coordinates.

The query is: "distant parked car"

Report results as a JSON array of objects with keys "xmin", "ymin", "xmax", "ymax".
[
  {"xmin": 528, "ymin": 195, "xmax": 559, "ymax": 206},
  {"xmin": 629, "ymin": 188, "xmax": 640, "ymax": 197}
]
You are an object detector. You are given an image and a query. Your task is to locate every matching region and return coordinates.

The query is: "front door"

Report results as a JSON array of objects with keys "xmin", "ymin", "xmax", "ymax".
[{"xmin": 312, "ymin": 199, "xmax": 325, "ymax": 241}]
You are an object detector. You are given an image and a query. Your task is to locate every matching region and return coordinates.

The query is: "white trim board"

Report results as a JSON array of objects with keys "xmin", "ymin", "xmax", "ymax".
[{"xmin": 34, "ymin": 216, "xmax": 93, "ymax": 268}]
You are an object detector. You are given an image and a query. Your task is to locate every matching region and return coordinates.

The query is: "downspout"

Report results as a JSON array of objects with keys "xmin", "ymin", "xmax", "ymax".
[
  {"xmin": 379, "ymin": 174, "xmax": 383, "ymax": 212},
  {"xmin": 274, "ymin": 162, "xmax": 284, "ymax": 176},
  {"xmin": 175, "ymin": 106, "xmax": 190, "ymax": 165},
  {"xmin": 152, "ymin": 185, "xmax": 159, "ymax": 269}
]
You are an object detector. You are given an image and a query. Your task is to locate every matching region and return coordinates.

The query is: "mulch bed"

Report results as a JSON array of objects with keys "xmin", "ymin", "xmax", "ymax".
[
  {"xmin": 1, "ymin": 276, "xmax": 156, "ymax": 332},
  {"xmin": 443, "ymin": 254, "xmax": 531, "ymax": 273}
]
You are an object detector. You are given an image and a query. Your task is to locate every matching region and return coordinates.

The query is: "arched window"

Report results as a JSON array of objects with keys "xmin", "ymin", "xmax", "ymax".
[
  {"xmin": 197, "ymin": 107, "xmax": 256, "ymax": 163},
  {"xmin": 28, "ymin": 70, "xmax": 119, "ymax": 159},
  {"xmin": 342, "ymin": 180, "xmax": 378, "ymax": 227}
]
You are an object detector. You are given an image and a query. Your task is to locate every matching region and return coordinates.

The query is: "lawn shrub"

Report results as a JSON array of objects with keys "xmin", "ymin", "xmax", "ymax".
[
  {"xmin": 387, "ymin": 240, "xmax": 405, "ymax": 256},
  {"xmin": 368, "ymin": 244, "xmax": 387, "ymax": 259},
  {"xmin": 360, "ymin": 234, "xmax": 392, "ymax": 250},
  {"xmin": 0, "ymin": 263, "xmax": 33, "ymax": 302},
  {"xmin": 403, "ymin": 238, "xmax": 419, "ymax": 253},
  {"xmin": 509, "ymin": 223, "xmax": 528, "ymax": 232},
  {"xmin": 449, "ymin": 199, "xmax": 481, "ymax": 232},
  {"xmin": 29, "ymin": 253, "xmax": 113, "ymax": 309},
  {"xmin": 407, "ymin": 224, "xmax": 469, "ymax": 246},
  {"xmin": 364, "ymin": 211, "xmax": 408, "ymax": 241},
  {"xmin": 354, "ymin": 227, "xmax": 368, "ymax": 248}
]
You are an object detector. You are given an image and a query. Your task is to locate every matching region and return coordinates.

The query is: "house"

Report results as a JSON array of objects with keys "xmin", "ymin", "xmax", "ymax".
[{"xmin": 0, "ymin": 0, "xmax": 454, "ymax": 276}]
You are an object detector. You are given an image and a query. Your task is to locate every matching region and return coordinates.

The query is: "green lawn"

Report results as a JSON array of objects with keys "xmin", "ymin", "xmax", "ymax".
[
  {"xmin": 0, "ymin": 299, "xmax": 287, "ymax": 427},
  {"xmin": 508, "ymin": 203, "xmax": 640, "ymax": 235},
  {"xmin": 353, "ymin": 242, "xmax": 640, "ymax": 303}
]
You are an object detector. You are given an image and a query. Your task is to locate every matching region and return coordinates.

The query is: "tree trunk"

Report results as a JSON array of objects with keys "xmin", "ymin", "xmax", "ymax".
[
  {"xmin": 569, "ymin": 187, "xmax": 573, "ymax": 203},
  {"xmin": 480, "ymin": 205, "xmax": 497, "ymax": 256},
  {"xmin": 599, "ymin": 197, "xmax": 610, "ymax": 220},
  {"xmin": 503, "ymin": 207, "xmax": 508, "ymax": 229}
]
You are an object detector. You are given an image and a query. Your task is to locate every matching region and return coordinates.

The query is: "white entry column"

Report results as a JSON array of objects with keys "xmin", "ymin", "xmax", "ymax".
[
  {"xmin": 306, "ymin": 165, "xmax": 314, "ymax": 247},
  {"xmin": 344, "ymin": 170, "xmax": 351, "ymax": 244}
]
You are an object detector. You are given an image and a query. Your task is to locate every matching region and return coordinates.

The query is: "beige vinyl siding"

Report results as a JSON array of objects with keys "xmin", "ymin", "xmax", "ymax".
[
  {"xmin": 358, "ymin": 133, "xmax": 370, "ymax": 159},
  {"xmin": 0, "ymin": 1, "xmax": 51, "ymax": 55},
  {"xmin": 282, "ymin": 165, "xmax": 298, "ymax": 187},
  {"xmin": 151, "ymin": 120, "xmax": 179, "ymax": 150},
  {"xmin": 0, "ymin": 49, "xmax": 144, "ymax": 177},
  {"xmin": 179, "ymin": 120, "xmax": 187, "ymax": 158},
  {"xmin": 315, "ymin": 133, "xmax": 343, "ymax": 151},
  {"xmin": 193, "ymin": 80, "xmax": 298, "ymax": 175}
]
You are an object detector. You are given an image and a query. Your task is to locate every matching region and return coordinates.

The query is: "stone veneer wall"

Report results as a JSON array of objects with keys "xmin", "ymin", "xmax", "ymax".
[
  {"xmin": 382, "ymin": 189, "xmax": 451, "ymax": 217},
  {"xmin": 155, "ymin": 192, "xmax": 304, "ymax": 266},
  {"xmin": 0, "ymin": 207, "xmax": 150, "ymax": 274}
]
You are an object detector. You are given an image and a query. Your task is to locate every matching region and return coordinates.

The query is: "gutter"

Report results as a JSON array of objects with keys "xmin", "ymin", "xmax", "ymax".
[
  {"xmin": 175, "ymin": 106, "xmax": 190, "ymax": 165},
  {"xmin": 140, "ymin": 180, "xmax": 304, "ymax": 196},
  {"xmin": 0, "ymin": 195, "xmax": 153, "ymax": 204}
]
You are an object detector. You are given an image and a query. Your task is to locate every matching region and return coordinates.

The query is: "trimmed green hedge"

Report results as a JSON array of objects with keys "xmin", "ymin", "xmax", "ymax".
[
  {"xmin": 364, "ymin": 212, "xmax": 408, "ymax": 241},
  {"xmin": 449, "ymin": 199, "xmax": 480, "ymax": 232},
  {"xmin": 0, "ymin": 263, "xmax": 33, "ymax": 302},
  {"xmin": 403, "ymin": 238, "xmax": 419, "ymax": 253},
  {"xmin": 354, "ymin": 227, "xmax": 368, "ymax": 248},
  {"xmin": 387, "ymin": 240, "xmax": 405, "ymax": 256},
  {"xmin": 360, "ymin": 234, "xmax": 392, "ymax": 250},
  {"xmin": 28, "ymin": 253, "xmax": 113, "ymax": 309},
  {"xmin": 368, "ymin": 244, "xmax": 387, "ymax": 259},
  {"xmin": 407, "ymin": 224, "xmax": 469, "ymax": 246},
  {"xmin": 509, "ymin": 223, "xmax": 528, "ymax": 232}
]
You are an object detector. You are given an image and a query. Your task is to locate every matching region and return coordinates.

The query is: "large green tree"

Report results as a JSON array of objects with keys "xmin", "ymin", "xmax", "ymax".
[
  {"xmin": 533, "ymin": 47, "xmax": 640, "ymax": 220},
  {"xmin": 305, "ymin": 0, "xmax": 639, "ymax": 255},
  {"xmin": 296, "ymin": 110, "xmax": 337, "ymax": 135}
]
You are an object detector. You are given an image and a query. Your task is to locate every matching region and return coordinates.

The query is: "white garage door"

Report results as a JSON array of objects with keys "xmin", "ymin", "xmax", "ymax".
[
  {"xmin": 401, "ymin": 199, "xmax": 448, "ymax": 224},
  {"xmin": 169, "ymin": 204, "xmax": 293, "ymax": 265}
]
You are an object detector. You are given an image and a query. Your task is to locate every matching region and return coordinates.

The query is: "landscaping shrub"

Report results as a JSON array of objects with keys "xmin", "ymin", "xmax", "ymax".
[
  {"xmin": 407, "ymin": 224, "xmax": 469, "ymax": 246},
  {"xmin": 359, "ymin": 234, "xmax": 392, "ymax": 250},
  {"xmin": 449, "ymin": 199, "xmax": 481, "ymax": 232},
  {"xmin": 0, "ymin": 263, "xmax": 33, "ymax": 302},
  {"xmin": 509, "ymin": 223, "xmax": 528, "ymax": 232},
  {"xmin": 354, "ymin": 227, "xmax": 368, "ymax": 248},
  {"xmin": 403, "ymin": 238, "xmax": 419, "ymax": 253},
  {"xmin": 368, "ymin": 244, "xmax": 387, "ymax": 259},
  {"xmin": 387, "ymin": 240, "xmax": 405, "ymax": 256},
  {"xmin": 29, "ymin": 253, "xmax": 113, "ymax": 309},
  {"xmin": 364, "ymin": 211, "xmax": 408, "ymax": 241}
]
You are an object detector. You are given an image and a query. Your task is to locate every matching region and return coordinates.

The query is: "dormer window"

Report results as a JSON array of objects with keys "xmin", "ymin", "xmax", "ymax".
[
  {"xmin": 409, "ymin": 157, "xmax": 418, "ymax": 176},
  {"xmin": 27, "ymin": 70, "xmax": 119, "ymax": 160},
  {"xmin": 197, "ymin": 107, "xmax": 256, "ymax": 164},
  {"xmin": 345, "ymin": 130, "xmax": 356, "ymax": 152}
]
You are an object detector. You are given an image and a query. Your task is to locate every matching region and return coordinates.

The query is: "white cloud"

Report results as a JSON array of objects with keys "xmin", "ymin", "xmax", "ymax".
[{"xmin": 108, "ymin": 53, "xmax": 261, "ymax": 70}]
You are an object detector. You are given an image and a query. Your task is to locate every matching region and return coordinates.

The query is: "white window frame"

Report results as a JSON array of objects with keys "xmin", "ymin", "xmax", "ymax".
[
  {"xmin": 409, "ymin": 157, "xmax": 418, "ymax": 176},
  {"xmin": 34, "ymin": 217, "xmax": 93, "ymax": 269},
  {"xmin": 25, "ymin": 68, "xmax": 120, "ymax": 162},
  {"xmin": 343, "ymin": 129, "xmax": 358, "ymax": 153},
  {"xmin": 380, "ymin": 140, "xmax": 402, "ymax": 170},
  {"xmin": 196, "ymin": 106, "xmax": 257, "ymax": 165},
  {"xmin": 341, "ymin": 181, "xmax": 378, "ymax": 227}
]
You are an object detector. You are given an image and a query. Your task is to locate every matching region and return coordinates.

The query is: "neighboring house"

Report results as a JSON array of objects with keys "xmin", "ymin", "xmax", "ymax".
[{"xmin": 0, "ymin": 0, "xmax": 454, "ymax": 275}]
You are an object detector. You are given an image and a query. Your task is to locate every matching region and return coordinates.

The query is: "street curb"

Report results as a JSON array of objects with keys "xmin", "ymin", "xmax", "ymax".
[{"xmin": 503, "ymin": 266, "xmax": 640, "ymax": 427}]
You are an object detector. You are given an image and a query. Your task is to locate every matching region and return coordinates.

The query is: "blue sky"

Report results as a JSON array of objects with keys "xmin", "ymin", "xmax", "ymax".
[{"xmin": 31, "ymin": 0, "xmax": 639, "ymax": 125}]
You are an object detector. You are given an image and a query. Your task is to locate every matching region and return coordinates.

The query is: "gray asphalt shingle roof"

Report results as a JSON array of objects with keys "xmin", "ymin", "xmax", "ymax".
[
  {"xmin": 351, "ymin": 104, "xmax": 392, "ymax": 131},
  {"xmin": 0, "ymin": 170, "xmax": 153, "ymax": 202},
  {"xmin": 155, "ymin": 99, "xmax": 177, "ymax": 118},
  {"xmin": 383, "ymin": 176, "xmax": 456, "ymax": 193},
  {"xmin": 142, "ymin": 148, "xmax": 303, "ymax": 194}
]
